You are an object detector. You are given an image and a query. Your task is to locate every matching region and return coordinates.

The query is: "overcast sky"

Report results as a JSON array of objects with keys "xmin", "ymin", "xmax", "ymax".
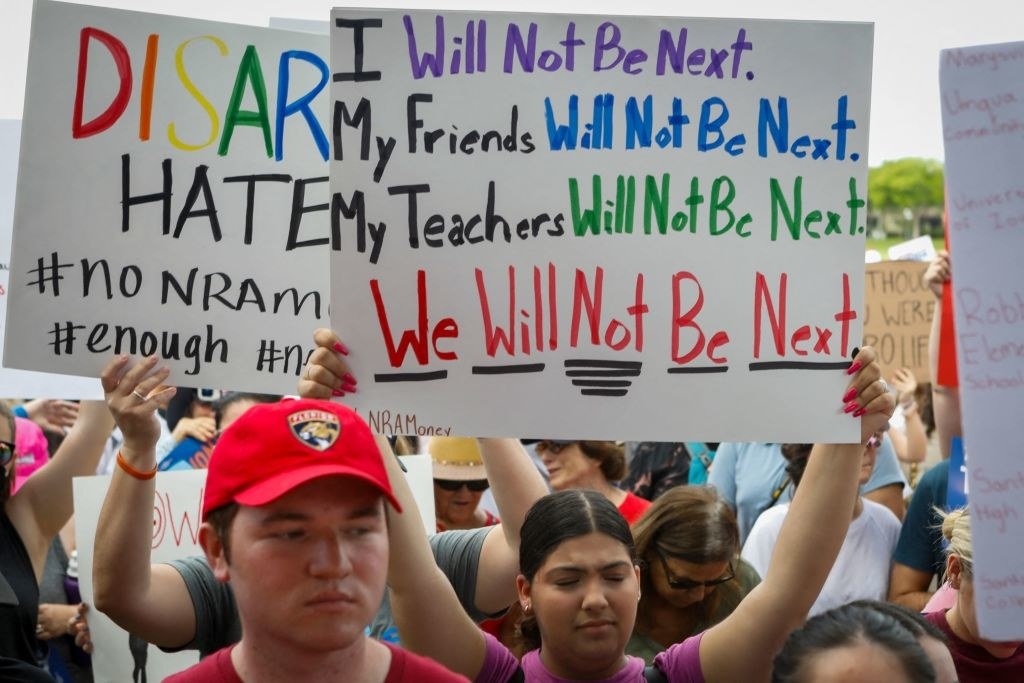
[{"xmin": 3, "ymin": 0, "xmax": 1022, "ymax": 165}]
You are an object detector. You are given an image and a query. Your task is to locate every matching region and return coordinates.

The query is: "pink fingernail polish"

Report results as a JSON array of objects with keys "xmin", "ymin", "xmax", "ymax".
[
  {"xmin": 334, "ymin": 341, "xmax": 350, "ymax": 355},
  {"xmin": 343, "ymin": 372, "xmax": 358, "ymax": 385},
  {"xmin": 842, "ymin": 387, "xmax": 857, "ymax": 403},
  {"xmin": 853, "ymin": 407, "xmax": 866, "ymax": 417},
  {"xmin": 331, "ymin": 389, "xmax": 346, "ymax": 397},
  {"xmin": 844, "ymin": 402, "xmax": 859, "ymax": 414},
  {"xmin": 846, "ymin": 361, "xmax": 862, "ymax": 375},
  {"xmin": 341, "ymin": 382, "xmax": 358, "ymax": 394}
]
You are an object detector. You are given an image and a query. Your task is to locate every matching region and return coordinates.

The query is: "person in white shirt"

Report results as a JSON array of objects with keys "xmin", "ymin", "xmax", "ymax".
[{"xmin": 742, "ymin": 432, "xmax": 901, "ymax": 617}]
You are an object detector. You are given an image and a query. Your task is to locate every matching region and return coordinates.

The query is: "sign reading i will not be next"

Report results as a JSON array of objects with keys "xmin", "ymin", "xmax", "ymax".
[{"xmin": 329, "ymin": 10, "xmax": 874, "ymax": 442}]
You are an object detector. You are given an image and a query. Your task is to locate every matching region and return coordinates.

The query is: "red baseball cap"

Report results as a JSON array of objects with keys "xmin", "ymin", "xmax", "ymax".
[{"xmin": 202, "ymin": 398, "xmax": 400, "ymax": 520}]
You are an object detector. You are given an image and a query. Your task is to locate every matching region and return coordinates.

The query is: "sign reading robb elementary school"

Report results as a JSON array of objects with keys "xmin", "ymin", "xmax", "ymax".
[
  {"xmin": 328, "ymin": 10, "xmax": 874, "ymax": 442},
  {"xmin": 5, "ymin": 1, "xmax": 332, "ymax": 394}
]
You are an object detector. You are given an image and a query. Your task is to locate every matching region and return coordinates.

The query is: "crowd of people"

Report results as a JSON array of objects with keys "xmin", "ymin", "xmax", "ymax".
[{"xmin": 2, "ymin": 250, "xmax": 1023, "ymax": 682}]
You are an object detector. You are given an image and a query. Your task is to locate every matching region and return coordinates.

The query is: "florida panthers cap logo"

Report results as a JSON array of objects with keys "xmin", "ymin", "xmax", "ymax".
[{"xmin": 288, "ymin": 409, "xmax": 341, "ymax": 451}]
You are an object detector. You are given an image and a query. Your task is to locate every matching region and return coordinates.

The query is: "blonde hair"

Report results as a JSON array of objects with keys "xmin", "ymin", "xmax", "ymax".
[{"xmin": 938, "ymin": 506, "xmax": 972, "ymax": 574}]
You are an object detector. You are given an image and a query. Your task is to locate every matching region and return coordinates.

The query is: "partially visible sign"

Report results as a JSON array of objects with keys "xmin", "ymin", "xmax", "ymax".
[
  {"xmin": 941, "ymin": 38, "xmax": 1024, "ymax": 640},
  {"xmin": 887, "ymin": 236, "xmax": 937, "ymax": 262},
  {"xmin": 74, "ymin": 472, "xmax": 204, "ymax": 682},
  {"xmin": 0, "ymin": 118, "xmax": 101, "ymax": 398},
  {"xmin": 6, "ymin": 2, "xmax": 332, "ymax": 393},
  {"xmin": 863, "ymin": 260, "xmax": 933, "ymax": 382}
]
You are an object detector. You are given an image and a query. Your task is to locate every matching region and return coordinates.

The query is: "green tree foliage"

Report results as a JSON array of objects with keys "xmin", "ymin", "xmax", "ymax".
[
  {"xmin": 867, "ymin": 158, "xmax": 944, "ymax": 237},
  {"xmin": 868, "ymin": 158, "xmax": 944, "ymax": 210}
]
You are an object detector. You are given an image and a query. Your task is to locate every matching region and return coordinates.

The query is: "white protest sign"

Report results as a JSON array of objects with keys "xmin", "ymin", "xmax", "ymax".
[
  {"xmin": 329, "ymin": 10, "xmax": 872, "ymax": 442},
  {"xmin": 887, "ymin": 235, "xmax": 938, "ymax": 262},
  {"xmin": 1, "ymin": 118, "xmax": 101, "ymax": 399},
  {"xmin": 6, "ymin": 1, "xmax": 332, "ymax": 394},
  {"xmin": 74, "ymin": 471, "xmax": 204, "ymax": 682},
  {"xmin": 941, "ymin": 40, "xmax": 1024, "ymax": 640}
]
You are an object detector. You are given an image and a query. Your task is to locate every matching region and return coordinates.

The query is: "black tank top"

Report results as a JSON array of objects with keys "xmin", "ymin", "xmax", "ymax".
[{"xmin": 0, "ymin": 511, "xmax": 41, "ymax": 666}]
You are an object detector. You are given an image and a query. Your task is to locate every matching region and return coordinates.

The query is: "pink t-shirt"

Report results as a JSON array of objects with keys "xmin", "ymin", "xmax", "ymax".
[{"xmin": 476, "ymin": 631, "xmax": 705, "ymax": 682}]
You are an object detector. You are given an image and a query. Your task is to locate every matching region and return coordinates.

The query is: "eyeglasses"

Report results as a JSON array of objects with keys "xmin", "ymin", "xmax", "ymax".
[
  {"xmin": 434, "ymin": 479, "xmax": 489, "ymax": 492},
  {"xmin": 0, "ymin": 439, "xmax": 16, "ymax": 467},
  {"xmin": 654, "ymin": 548, "xmax": 735, "ymax": 591},
  {"xmin": 866, "ymin": 432, "xmax": 884, "ymax": 449}
]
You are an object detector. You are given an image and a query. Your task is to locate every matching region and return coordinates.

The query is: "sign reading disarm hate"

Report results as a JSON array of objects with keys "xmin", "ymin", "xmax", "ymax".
[
  {"xmin": 5, "ymin": 1, "xmax": 332, "ymax": 393},
  {"xmin": 329, "ymin": 10, "xmax": 874, "ymax": 441}
]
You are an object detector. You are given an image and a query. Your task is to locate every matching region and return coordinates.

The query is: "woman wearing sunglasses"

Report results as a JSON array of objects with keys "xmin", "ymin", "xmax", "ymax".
[
  {"xmin": 430, "ymin": 437, "xmax": 500, "ymax": 532},
  {"xmin": 742, "ymin": 431, "xmax": 901, "ymax": 617},
  {"xmin": 628, "ymin": 486, "xmax": 761, "ymax": 663}
]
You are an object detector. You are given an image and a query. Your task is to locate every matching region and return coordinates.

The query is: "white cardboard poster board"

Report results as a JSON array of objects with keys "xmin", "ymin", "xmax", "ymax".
[
  {"xmin": 6, "ymin": 1, "xmax": 331, "ymax": 394},
  {"xmin": 74, "ymin": 460, "xmax": 434, "ymax": 681},
  {"xmin": 329, "ymin": 10, "xmax": 873, "ymax": 441},
  {"xmin": 941, "ymin": 40, "xmax": 1024, "ymax": 640},
  {"xmin": 74, "ymin": 472, "xmax": 204, "ymax": 682},
  {"xmin": 1, "ymin": 118, "xmax": 101, "ymax": 399}
]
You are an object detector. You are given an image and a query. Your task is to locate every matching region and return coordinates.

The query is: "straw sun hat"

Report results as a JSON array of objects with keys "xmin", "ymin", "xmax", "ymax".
[{"xmin": 428, "ymin": 437, "xmax": 487, "ymax": 481}]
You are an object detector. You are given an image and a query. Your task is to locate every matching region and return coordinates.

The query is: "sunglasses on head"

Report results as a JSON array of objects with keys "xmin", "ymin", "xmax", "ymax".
[
  {"xmin": 434, "ymin": 479, "xmax": 489, "ymax": 492},
  {"xmin": 0, "ymin": 439, "xmax": 15, "ymax": 468},
  {"xmin": 655, "ymin": 547, "xmax": 735, "ymax": 591}
]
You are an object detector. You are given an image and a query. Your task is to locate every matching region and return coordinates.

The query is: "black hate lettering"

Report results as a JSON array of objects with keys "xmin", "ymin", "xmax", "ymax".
[
  {"xmin": 121, "ymin": 154, "xmax": 172, "ymax": 234},
  {"xmin": 173, "ymin": 164, "xmax": 221, "ymax": 241},
  {"xmin": 223, "ymin": 174, "xmax": 292, "ymax": 244},
  {"xmin": 287, "ymin": 177, "xmax": 330, "ymax": 249}
]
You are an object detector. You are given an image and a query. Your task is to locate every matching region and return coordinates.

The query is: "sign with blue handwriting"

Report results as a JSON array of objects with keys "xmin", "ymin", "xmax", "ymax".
[
  {"xmin": 329, "ymin": 9, "xmax": 873, "ymax": 442},
  {"xmin": 5, "ymin": 1, "xmax": 332, "ymax": 394}
]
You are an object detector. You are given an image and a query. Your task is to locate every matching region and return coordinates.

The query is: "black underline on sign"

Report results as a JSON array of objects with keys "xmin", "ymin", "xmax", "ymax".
[
  {"xmin": 571, "ymin": 379, "xmax": 633, "ymax": 388},
  {"xmin": 565, "ymin": 369, "xmax": 642, "ymax": 377},
  {"xmin": 564, "ymin": 359, "xmax": 643, "ymax": 370},
  {"xmin": 472, "ymin": 364, "xmax": 546, "ymax": 375},
  {"xmin": 581, "ymin": 388, "xmax": 630, "ymax": 397},
  {"xmin": 748, "ymin": 361, "xmax": 851, "ymax": 371},
  {"xmin": 667, "ymin": 366, "xmax": 730, "ymax": 374},
  {"xmin": 374, "ymin": 370, "xmax": 449, "ymax": 382}
]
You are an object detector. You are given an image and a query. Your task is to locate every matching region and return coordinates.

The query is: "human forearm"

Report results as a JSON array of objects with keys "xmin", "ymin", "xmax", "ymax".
[
  {"xmin": 478, "ymin": 438, "xmax": 547, "ymax": 548},
  {"xmin": 890, "ymin": 589, "xmax": 933, "ymax": 611},
  {"xmin": 93, "ymin": 446, "xmax": 158, "ymax": 612},
  {"xmin": 769, "ymin": 443, "xmax": 862, "ymax": 618},
  {"xmin": 382, "ymin": 436, "xmax": 487, "ymax": 678},
  {"xmin": 22, "ymin": 400, "xmax": 113, "ymax": 540}
]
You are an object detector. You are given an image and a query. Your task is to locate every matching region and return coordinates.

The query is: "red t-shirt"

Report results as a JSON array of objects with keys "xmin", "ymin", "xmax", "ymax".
[
  {"xmin": 163, "ymin": 642, "xmax": 469, "ymax": 682},
  {"xmin": 618, "ymin": 490, "xmax": 652, "ymax": 524}
]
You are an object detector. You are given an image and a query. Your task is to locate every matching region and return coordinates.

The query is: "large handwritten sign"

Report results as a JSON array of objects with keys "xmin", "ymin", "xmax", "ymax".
[
  {"xmin": 1, "ymin": 118, "xmax": 101, "ymax": 398},
  {"xmin": 5, "ymin": 1, "xmax": 332, "ymax": 393},
  {"xmin": 941, "ymin": 40, "xmax": 1024, "ymax": 640},
  {"xmin": 863, "ymin": 260, "xmax": 933, "ymax": 382},
  {"xmin": 329, "ymin": 10, "xmax": 873, "ymax": 442}
]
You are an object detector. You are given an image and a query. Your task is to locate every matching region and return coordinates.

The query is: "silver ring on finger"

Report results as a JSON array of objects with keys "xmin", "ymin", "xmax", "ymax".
[{"xmin": 132, "ymin": 389, "xmax": 148, "ymax": 402}]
